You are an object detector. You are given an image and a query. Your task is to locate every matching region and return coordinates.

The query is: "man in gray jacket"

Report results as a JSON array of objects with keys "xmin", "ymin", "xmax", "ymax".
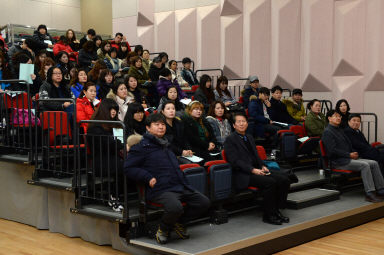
[{"xmin": 322, "ymin": 110, "xmax": 384, "ymax": 202}]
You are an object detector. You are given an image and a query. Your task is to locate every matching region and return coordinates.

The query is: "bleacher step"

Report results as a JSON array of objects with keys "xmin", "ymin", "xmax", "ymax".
[
  {"xmin": 290, "ymin": 169, "xmax": 327, "ymax": 191},
  {"xmin": 287, "ymin": 188, "xmax": 340, "ymax": 209}
]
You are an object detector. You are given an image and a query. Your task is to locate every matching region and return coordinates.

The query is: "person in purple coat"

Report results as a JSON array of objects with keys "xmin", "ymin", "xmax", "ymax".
[{"xmin": 156, "ymin": 68, "xmax": 186, "ymax": 99}]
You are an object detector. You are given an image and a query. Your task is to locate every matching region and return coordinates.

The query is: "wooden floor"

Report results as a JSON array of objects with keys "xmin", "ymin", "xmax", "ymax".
[
  {"xmin": 276, "ymin": 218, "xmax": 384, "ymax": 255},
  {"xmin": 0, "ymin": 219, "xmax": 130, "ymax": 255},
  {"xmin": 1, "ymin": 217, "xmax": 384, "ymax": 255}
]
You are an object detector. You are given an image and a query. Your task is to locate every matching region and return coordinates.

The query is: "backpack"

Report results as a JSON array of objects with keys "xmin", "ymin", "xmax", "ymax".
[{"xmin": 11, "ymin": 108, "xmax": 41, "ymax": 127}]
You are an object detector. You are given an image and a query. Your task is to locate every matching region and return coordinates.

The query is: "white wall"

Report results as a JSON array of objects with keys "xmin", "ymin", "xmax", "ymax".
[{"xmin": 0, "ymin": 0, "xmax": 81, "ymax": 31}]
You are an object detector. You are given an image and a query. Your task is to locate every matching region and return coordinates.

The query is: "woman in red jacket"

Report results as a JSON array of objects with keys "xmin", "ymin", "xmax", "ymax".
[
  {"xmin": 53, "ymin": 36, "xmax": 78, "ymax": 62},
  {"xmin": 76, "ymin": 82, "xmax": 100, "ymax": 132}
]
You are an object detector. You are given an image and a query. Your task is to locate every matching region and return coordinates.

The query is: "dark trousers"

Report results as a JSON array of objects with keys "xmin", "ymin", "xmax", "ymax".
[
  {"xmin": 248, "ymin": 171, "xmax": 290, "ymax": 215},
  {"xmin": 151, "ymin": 189, "xmax": 211, "ymax": 231}
]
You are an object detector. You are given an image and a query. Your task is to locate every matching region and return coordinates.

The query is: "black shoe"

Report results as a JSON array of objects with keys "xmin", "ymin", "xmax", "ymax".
[
  {"xmin": 155, "ymin": 226, "xmax": 170, "ymax": 244},
  {"xmin": 262, "ymin": 214, "xmax": 282, "ymax": 225},
  {"xmin": 276, "ymin": 210, "xmax": 289, "ymax": 223},
  {"xmin": 366, "ymin": 192, "xmax": 383, "ymax": 203},
  {"xmin": 174, "ymin": 223, "xmax": 190, "ymax": 239}
]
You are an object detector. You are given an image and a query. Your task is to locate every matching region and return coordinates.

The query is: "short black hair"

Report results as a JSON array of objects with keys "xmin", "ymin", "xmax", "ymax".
[
  {"xmin": 115, "ymin": 32, "xmax": 123, "ymax": 37},
  {"xmin": 326, "ymin": 109, "xmax": 340, "ymax": 122},
  {"xmin": 160, "ymin": 68, "xmax": 171, "ymax": 77},
  {"xmin": 259, "ymin": 87, "xmax": 270, "ymax": 96},
  {"xmin": 152, "ymin": 56, "xmax": 162, "ymax": 63},
  {"xmin": 271, "ymin": 85, "xmax": 283, "ymax": 93},
  {"xmin": 292, "ymin": 88, "xmax": 302, "ymax": 96},
  {"xmin": 232, "ymin": 112, "xmax": 248, "ymax": 123},
  {"xmin": 87, "ymin": 29, "xmax": 96, "ymax": 36},
  {"xmin": 145, "ymin": 113, "xmax": 166, "ymax": 127},
  {"xmin": 348, "ymin": 113, "xmax": 361, "ymax": 121},
  {"xmin": 182, "ymin": 57, "xmax": 192, "ymax": 64}
]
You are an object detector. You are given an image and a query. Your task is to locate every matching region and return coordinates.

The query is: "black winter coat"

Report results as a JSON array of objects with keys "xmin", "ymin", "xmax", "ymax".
[
  {"xmin": 164, "ymin": 118, "xmax": 191, "ymax": 156},
  {"xmin": 269, "ymin": 98, "xmax": 298, "ymax": 124},
  {"xmin": 124, "ymin": 133, "xmax": 194, "ymax": 200},
  {"xmin": 224, "ymin": 132, "xmax": 265, "ymax": 190},
  {"xmin": 38, "ymin": 81, "xmax": 74, "ymax": 111},
  {"xmin": 32, "ymin": 30, "xmax": 55, "ymax": 53}
]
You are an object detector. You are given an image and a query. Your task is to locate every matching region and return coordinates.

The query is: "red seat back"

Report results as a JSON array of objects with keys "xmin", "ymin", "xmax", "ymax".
[
  {"xmin": 41, "ymin": 111, "xmax": 71, "ymax": 145},
  {"xmin": 3, "ymin": 92, "xmax": 29, "ymax": 109},
  {"xmin": 191, "ymin": 85, "xmax": 199, "ymax": 92},
  {"xmin": 302, "ymin": 121, "xmax": 308, "ymax": 136},
  {"xmin": 256, "ymin": 146, "xmax": 267, "ymax": 160},
  {"xmin": 180, "ymin": 163, "xmax": 201, "ymax": 171},
  {"xmin": 290, "ymin": 125, "xmax": 305, "ymax": 138}
]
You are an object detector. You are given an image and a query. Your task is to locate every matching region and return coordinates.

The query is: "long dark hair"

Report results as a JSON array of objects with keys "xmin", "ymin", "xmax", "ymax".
[
  {"xmin": 0, "ymin": 52, "xmax": 11, "ymax": 80},
  {"xmin": 207, "ymin": 101, "xmax": 230, "ymax": 120},
  {"xmin": 123, "ymin": 102, "xmax": 146, "ymax": 135},
  {"xmin": 66, "ymin": 29, "xmax": 77, "ymax": 42},
  {"xmin": 98, "ymin": 69, "xmax": 114, "ymax": 85},
  {"xmin": 199, "ymin": 74, "xmax": 214, "ymax": 103},
  {"xmin": 216, "ymin": 76, "xmax": 231, "ymax": 97},
  {"xmin": 88, "ymin": 60, "xmax": 107, "ymax": 82},
  {"xmin": 335, "ymin": 99, "xmax": 350, "ymax": 115},
  {"xmin": 70, "ymin": 68, "xmax": 87, "ymax": 87},
  {"xmin": 89, "ymin": 98, "xmax": 119, "ymax": 131},
  {"xmin": 118, "ymin": 42, "xmax": 129, "ymax": 59}
]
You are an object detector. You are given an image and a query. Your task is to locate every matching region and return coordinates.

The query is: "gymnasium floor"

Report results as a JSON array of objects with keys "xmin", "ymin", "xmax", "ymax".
[{"xmin": 1, "ymin": 217, "xmax": 383, "ymax": 255}]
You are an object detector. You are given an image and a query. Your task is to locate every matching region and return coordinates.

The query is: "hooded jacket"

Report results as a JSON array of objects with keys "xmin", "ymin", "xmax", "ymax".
[{"xmin": 282, "ymin": 97, "xmax": 306, "ymax": 122}]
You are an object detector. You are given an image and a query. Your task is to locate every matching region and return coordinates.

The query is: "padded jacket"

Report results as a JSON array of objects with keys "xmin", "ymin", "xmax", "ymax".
[
  {"xmin": 156, "ymin": 77, "xmax": 186, "ymax": 99},
  {"xmin": 124, "ymin": 133, "xmax": 193, "ymax": 200},
  {"xmin": 38, "ymin": 81, "xmax": 74, "ymax": 111},
  {"xmin": 282, "ymin": 97, "xmax": 306, "ymax": 122},
  {"xmin": 305, "ymin": 111, "xmax": 326, "ymax": 137},
  {"xmin": 76, "ymin": 97, "xmax": 99, "ymax": 131},
  {"xmin": 269, "ymin": 98, "xmax": 298, "ymax": 124}
]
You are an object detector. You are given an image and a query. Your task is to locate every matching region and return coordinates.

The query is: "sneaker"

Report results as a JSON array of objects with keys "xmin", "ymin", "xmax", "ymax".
[
  {"xmin": 173, "ymin": 223, "xmax": 190, "ymax": 239},
  {"xmin": 155, "ymin": 226, "xmax": 170, "ymax": 244},
  {"xmin": 108, "ymin": 195, "xmax": 124, "ymax": 212}
]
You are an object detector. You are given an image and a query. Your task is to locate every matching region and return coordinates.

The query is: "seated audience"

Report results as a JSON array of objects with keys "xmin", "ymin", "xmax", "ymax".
[
  {"xmin": 104, "ymin": 47, "xmax": 122, "ymax": 74},
  {"xmin": 248, "ymin": 87, "xmax": 281, "ymax": 142},
  {"xmin": 38, "ymin": 57, "xmax": 55, "ymax": 82},
  {"xmin": 88, "ymin": 60, "xmax": 107, "ymax": 84},
  {"xmin": 79, "ymin": 28, "xmax": 96, "ymax": 49},
  {"xmin": 158, "ymin": 52, "xmax": 169, "ymax": 69},
  {"xmin": 148, "ymin": 56, "xmax": 164, "ymax": 83},
  {"xmin": 344, "ymin": 113, "xmax": 384, "ymax": 167},
  {"xmin": 124, "ymin": 113, "xmax": 210, "ymax": 244},
  {"xmin": 214, "ymin": 76, "xmax": 236, "ymax": 106},
  {"xmin": 336, "ymin": 99, "xmax": 351, "ymax": 129},
  {"xmin": 76, "ymin": 82, "xmax": 100, "ymax": 132},
  {"xmin": 141, "ymin": 49, "xmax": 151, "ymax": 73},
  {"xmin": 53, "ymin": 36, "xmax": 78, "ymax": 62},
  {"xmin": 117, "ymin": 42, "xmax": 129, "ymax": 60},
  {"xmin": 93, "ymin": 35, "xmax": 102, "ymax": 50},
  {"xmin": 9, "ymin": 53, "xmax": 41, "ymax": 94},
  {"xmin": 269, "ymin": 85, "xmax": 298, "ymax": 125},
  {"xmin": 70, "ymin": 69, "xmax": 88, "ymax": 98},
  {"xmin": 121, "ymin": 51, "xmax": 137, "ymax": 70},
  {"xmin": 123, "ymin": 102, "xmax": 146, "ymax": 136},
  {"xmin": 157, "ymin": 86, "xmax": 185, "ymax": 117},
  {"xmin": 39, "ymin": 66, "xmax": 74, "ymax": 112},
  {"xmin": 194, "ymin": 74, "xmax": 214, "ymax": 113},
  {"xmin": 322, "ymin": 110, "xmax": 384, "ymax": 203},
  {"xmin": 56, "ymin": 51, "xmax": 72, "ymax": 83},
  {"xmin": 66, "ymin": 29, "xmax": 80, "ymax": 52},
  {"xmin": 181, "ymin": 57, "xmax": 198, "ymax": 86},
  {"xmin": 107, "ymin": 79, "xmax": 135, "ymax": 121},
  {"xmin": 97, "ymin": 40, "xmax": 111, "ymax": 61},
  {"xmin": 8, "ymin": 38, "xmax": 36, "ymax": 67},
  {"xmin": 305, "ymin": 99, "xmax": 326, "ymax": 137},
  {"xmin": 168, "ymin": 60, "xmax": 188, "ymax": 88},
  {"xmin": 78, "ymin": 41, "xmax": 98, "ymax": 73},
  {"xmin": 87, "ymin": 98, "xmax": 124, "ymax": 212},
  {"xmin": 125, "ymin": 75, "xmax": 147, "ymax": 108},
  {"xmin": 134, "ymin": 44, "xmax": 143, "ymax": 57},
  {"xmin": 34, "ymin": 50, "xmax": 47, "ymax": 73},
  {"xmin": 110, "ymin": 32, "xmax": 131, "ymax": 52},
  {"xmin": 0, "ymin": 52, "xmax": 11, "ymax": 91},
  {"xmin": 32, "ymin": 24, "xmax": 54, "ymax": 54},
  {"xmin": 224, "ymin": 112, "xmax": 291, "ymax": 225},
  {"xmin": 97, "ymin": 69, "xmax": 114, "ymax": 100},
  {"xmin": 282, "ymin": 88, "xmax": 306, "ymax": 123},
  {"xmin": 160, "ymin": 100, "xmax": 193, "ymax": 159},
  {"xmin": 157, "ymin": 68, "xmax": 186, "ymax": 99},
  {"xmin": 127, "ymin": 56, "xmax": 149, "ymax": 87},
  {"xmin": 206, "ymin": 101, "xmax": 232, "ymax": 150},
  {"xmin": 182, "ymin": 101, "xmax": 217, "ymax": 161},
  {"xmin": 242, "ymin": 75, "xmax": 260, "ymax": 109}
]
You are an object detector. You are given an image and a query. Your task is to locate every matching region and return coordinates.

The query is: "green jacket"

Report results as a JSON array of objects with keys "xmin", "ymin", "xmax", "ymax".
[
  {"xmin": 305, "ymin": 111, "xmax": 326, "ymax": 137},
  {"xmin": 282, "ymin": 97, "xmax": 306, "ymax": 122},
  {"xmin": 128, "ymin": 66, "xmax": 149, "ymax": 86}
]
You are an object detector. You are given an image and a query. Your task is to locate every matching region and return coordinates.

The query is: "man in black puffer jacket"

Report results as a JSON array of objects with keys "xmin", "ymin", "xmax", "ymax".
[{"xmin": 124, "ymin": 114, "xmax": 210, "ymax": 245}]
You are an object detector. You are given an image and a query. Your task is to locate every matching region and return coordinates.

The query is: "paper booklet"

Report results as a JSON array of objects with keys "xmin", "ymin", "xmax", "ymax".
[{"xmin": 181, "ymin": 155, "xmax": 204, "ymax": 163}]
